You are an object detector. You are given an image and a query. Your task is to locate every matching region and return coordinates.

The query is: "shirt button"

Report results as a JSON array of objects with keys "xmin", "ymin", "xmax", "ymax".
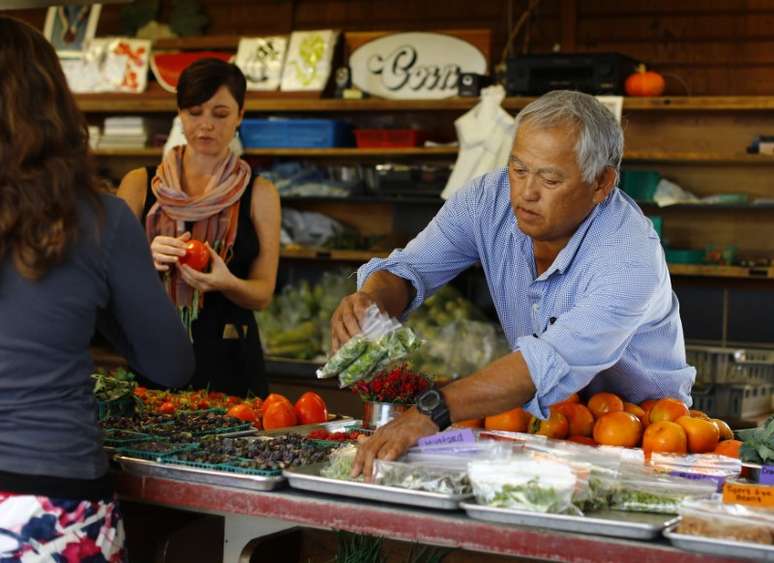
[{"xmin": 532, "ymin": 303, "xmax": 539, "ymax": 312}]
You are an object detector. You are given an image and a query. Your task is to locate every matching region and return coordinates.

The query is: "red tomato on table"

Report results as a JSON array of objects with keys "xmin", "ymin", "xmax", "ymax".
[
  {"xmin": 179, "ymin": 240, "xmax": 210, "ymax": 271},
  {"xmin": 294, "ymin": 391, "xmax": 328, "ymax": 425}
]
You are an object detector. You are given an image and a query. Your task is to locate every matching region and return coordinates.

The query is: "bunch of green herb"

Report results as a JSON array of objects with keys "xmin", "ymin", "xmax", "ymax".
[
  {"xmin": 92, "ymin": 368, "xmax": 138, "ymax": 403},
  {"xmin": 373, "ymin": 461, "xmax": 471, "ymax": 495},
  {"xmin": 334, "ymin": 532, "xmax": 385, "ymax": 563},
  {"xmin": 489, "ymin": 479, "xmax": 572, "ymax": 513},
  {"xmin": 740, "ymin": 415, "xmax": 774, "ymax": 464},
  {"xmin": 609, "ymin": 489, "xmax": 685, "ymax": 514},
  {"xmin": 321, "ymin": 444, "xmax": 360, "ymax": 481}
]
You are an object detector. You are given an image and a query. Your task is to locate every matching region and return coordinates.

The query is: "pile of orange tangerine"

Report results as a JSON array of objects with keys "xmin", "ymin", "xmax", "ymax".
[{"xmin": 454, "ymin": 392, "xmax": 742, "ymax": 459}]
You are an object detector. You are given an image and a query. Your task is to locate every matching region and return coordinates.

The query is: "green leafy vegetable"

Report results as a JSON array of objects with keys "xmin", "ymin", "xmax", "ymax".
[{"xmin": 488, "ymin": 479, "xmax": 571, "ymax": 513}]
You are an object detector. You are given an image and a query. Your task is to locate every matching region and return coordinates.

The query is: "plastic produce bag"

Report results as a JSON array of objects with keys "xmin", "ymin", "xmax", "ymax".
[
  {"xmin": 610, "ymin": 464, "xmax": 717, "ymax": 514},
  {"xmin": 320, "ymin": 443, "xmax": 359, "ymax": 481},
  {"xmin": 467, "ymin": 455, "xmax": 580, "ymax": 515},
  {"xmin": 372, "ymin": 459, "xmax": 471, "ymax": 495},
  {"xmin": 404, "ymin": 441, "xmax": 514, "ymax": 471},
  {"xmin": 649, "ymin": 452, "xmax": 742, "ymax": 491},
  {"xmin": 317, "ymin": 304, "xmax": 419, "ymax": 387},
  {"xmin": 676, "ymin": 498, "xmax": 774, "ymax": 544}
]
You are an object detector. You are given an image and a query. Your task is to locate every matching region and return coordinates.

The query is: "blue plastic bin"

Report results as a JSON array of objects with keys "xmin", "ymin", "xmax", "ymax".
[
  {"xmin": 619, "ymin": 170, "xmax": 661, "ymax": 202},
  {"xmin": 240, "ymin": 118, "xmax": 353, "ymax": 148}
]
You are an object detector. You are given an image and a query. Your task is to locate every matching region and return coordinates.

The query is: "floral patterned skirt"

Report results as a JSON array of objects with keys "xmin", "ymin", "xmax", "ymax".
[{"xmin": 0, "ymin": 492, "xmax": 126, "ymax": 563}]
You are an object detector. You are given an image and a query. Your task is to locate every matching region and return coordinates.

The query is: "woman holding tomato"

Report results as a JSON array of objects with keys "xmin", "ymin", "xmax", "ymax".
[
  {"xmin": 0, "ymin": 17, "xmax": 193, "ymax": 560},
  {"xmin": 118, "ymin": 59, "xmax": 280, "ymax": 397}
]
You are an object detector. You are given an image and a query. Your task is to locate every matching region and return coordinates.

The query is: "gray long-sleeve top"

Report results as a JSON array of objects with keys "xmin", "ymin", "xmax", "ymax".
[{"xmin": 0, "ymin": 194, "xmax": 194, "ymax": 480}]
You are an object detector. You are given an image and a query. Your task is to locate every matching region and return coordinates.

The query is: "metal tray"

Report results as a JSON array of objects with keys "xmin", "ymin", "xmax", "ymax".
[
  {"xmin": 664, "ymin": 523, "xmax": 774, "ymax": 561},
  {"xmin": 257, "ymin": 419, "xmax": 362, "ymax": 438},
  {"xmin": 284, "ymin": 462, "xmax": 471, "ymax": 510},
  {"xmin": 460, "ymin": 502, "xmax": 679, "ymax": 540},
  {"xmin": 116, "ymin": 455, "xmax": 285, "ymax": 491}
]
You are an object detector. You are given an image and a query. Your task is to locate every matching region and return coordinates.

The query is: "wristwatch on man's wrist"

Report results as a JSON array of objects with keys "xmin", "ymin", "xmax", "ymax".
[{"xmin": 415, "ymin": 389, "xmax": 451, "ymax": 430}]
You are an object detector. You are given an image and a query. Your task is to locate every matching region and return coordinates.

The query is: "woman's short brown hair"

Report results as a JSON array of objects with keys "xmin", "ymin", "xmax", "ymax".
[
  {"xmin": 177, "ymin": 58, "xmax": 247, "ymax": 110},
  {"xmin": 0, "ymin": 16, "xmax": 101, "ymax": 280}
]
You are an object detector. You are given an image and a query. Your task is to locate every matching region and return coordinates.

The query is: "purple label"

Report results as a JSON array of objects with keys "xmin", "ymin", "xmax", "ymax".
[
  {"xmin": 417, "ymin": 428, "xmax": 475, "ymax": 449},
  {"xmin": 670, "ymin": 470, "xmax": 726, "ymax": 491},
  {"xmin": 759, "ymin": 465, "xmax": 774, "ymax": 485}
]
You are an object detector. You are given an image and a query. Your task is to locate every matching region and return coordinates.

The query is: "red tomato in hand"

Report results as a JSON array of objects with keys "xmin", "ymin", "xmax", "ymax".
[
  {"xmin": 294, "ymin": 391, "xmax": 328, "ymax": 425},
  {"xmin": 179, "ymin": 240, "xmax": 210, "ymax": 271}
]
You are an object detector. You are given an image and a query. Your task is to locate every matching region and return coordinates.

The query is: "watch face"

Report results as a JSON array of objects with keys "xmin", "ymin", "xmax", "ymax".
[{"xmin": 418, "ymin": 390, "xmax": 440, "ymax": 411}]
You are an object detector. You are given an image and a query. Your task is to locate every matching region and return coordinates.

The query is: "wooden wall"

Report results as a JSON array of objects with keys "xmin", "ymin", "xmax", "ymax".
[{"xmin": 12, "ymin": 0, "xmax": 774, "ymax": 95}]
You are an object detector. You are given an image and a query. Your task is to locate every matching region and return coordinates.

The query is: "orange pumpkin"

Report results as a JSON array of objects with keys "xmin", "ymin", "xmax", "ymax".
[{"xmin": 625, "ymin": 65, "xmax": 665, "ymax": 97}]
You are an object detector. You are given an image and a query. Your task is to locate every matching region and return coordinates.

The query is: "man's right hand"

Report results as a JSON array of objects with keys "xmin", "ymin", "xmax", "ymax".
[
  {"xmin": 150, "ymin": 232, "xmax": 191, "ymax": 272},
  {"xmin": 330, "ymin": 291, "xmax": 378, "ymax": 352}
]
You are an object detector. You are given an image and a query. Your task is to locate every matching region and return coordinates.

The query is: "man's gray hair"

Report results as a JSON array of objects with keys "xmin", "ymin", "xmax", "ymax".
[{"xmin": 513, "ymin": 90, "xmax": 624, "ymax": 185}]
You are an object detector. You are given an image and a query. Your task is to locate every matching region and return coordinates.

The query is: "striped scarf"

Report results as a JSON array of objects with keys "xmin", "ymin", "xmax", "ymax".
[{"xmin": 145, "ymin": 145, "xmax": 250, "ymax": 334}]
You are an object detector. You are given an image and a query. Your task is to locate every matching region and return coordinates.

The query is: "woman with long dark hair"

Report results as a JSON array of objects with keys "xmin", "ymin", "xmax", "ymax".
[
  {"xmin": 118, "ymin": 58, "xmax": 281, "ymax": 398},
  {"xmin": 0, "ymin": 17, "xmax": 194, "ymax": 560}
]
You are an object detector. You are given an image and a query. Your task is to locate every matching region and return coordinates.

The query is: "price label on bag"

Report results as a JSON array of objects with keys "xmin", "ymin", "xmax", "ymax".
[
  {"xmin": 670, "ymin": 471, "xmax": 725, "ymax": 491},
  {"xmin": 723, "ymin": 480, "xmax": 774, "ymax": 508}
]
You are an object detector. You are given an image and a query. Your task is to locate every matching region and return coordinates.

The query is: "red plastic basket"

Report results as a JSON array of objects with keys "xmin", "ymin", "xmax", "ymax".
[{"xmin": 354, "ymin": 129, "xmax": 425, "ymax": 148}]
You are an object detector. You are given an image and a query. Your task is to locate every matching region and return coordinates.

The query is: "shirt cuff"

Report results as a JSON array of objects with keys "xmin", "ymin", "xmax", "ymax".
[
  {"xmin": 357, "ymin": 253, "xmax": 427, "ymax": 320},
  {"xmin": 517, "ymin": 335, "xmax": 572, "ymax": 420}
]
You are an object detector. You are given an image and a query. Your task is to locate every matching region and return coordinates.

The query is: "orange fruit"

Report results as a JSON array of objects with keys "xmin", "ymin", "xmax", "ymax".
[
  {"xmin": 640, "ymin": 399, "xmax": 659, "ymax": 413},
  {"xmin": 484, "ymin": 408, "xmax": 531, "ymax": 432},
  {"xmin": 711, "ymin": 419, "xmax": 734, "ymax": 441},
  {"xmin": 453, "ymin": 418, "xmax": 484, "ymax": 428},
  {"xmin": 555, "ymin": 393, "xmax": 580, "ymax": 404},
  {"xmin": 587, "ymin": 392, "xmax": 624, "ymax": 419},
  {"xmin": 528, "ymin": 411, "xmax": 569, "ymax": 439},
  {"xmin": 676, "ymin": 415, "xmax": 720, "ymax": 454},
  {"xmin": 624, "ymin": 402, "xmax": 647, "ymax": 423},
  {"xmin": 689, "ymin": 409, "xmax": 711, "ymax": 420},
  {"xmin": 262, "ymin": 401, "xmax": 298, "ymax": 430},
  {"xmin": 649, "ymin": 398, "xmax": 690, "ymax": 424},
  {"xmin": 552, "ymin": 403, "xmax": 595, "ymax": 437},
  {"xmin": 714, "ymin": 439, "xmax": 742, "ymax": 459},
  {"xmin": 593, "ymin": 411, "xmax": 643, "ymax": 448},
  {"xmin": 643, "ymin": 421, "xmax": 688, "ymax": 458},
  {"xmin": 568, "ymin": 435, "xmax": 597, "ymax": 447}
]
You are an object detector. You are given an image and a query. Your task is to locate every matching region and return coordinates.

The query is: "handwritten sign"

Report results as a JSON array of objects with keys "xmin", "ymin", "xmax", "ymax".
[
  {"xmin": 723, "ymin": 480, "xmax": 774, "ymax": 508},
  {"xmin": 349, "ymin": 32, "xmax": 486, "ymax": 100},
  {"xmin": 417, "ymin": 428, "xmax": 475, "ymax": 449}
]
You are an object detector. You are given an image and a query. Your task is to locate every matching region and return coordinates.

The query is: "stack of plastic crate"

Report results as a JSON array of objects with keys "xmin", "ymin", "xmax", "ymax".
[{"xmin": 688, "ymin": 345, "xmax": 774, "ymax": 419}]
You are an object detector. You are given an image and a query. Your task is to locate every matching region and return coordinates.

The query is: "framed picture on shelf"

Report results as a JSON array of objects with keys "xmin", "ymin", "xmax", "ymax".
[{"xmin": 43, "ymin": 4, "xmax": 102, "ymax": 58}]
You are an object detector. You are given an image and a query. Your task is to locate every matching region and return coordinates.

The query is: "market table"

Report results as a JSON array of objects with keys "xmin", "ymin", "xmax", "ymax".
[{"xmin": 114, "ymin": 471, "xmax": 748, "ymax": 563}]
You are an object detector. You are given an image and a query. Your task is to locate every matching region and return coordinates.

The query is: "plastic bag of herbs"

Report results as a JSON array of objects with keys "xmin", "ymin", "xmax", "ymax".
[
  {"xmin": 519, "ymin": 437, "xmax": 626, "ymax": 513},
  {"xmin": 316, "ymin": 304, "xmax": 419, "ymax": 388},
  {"xmin": 609, "ymin": 463, "xmax": 717, "ymax": 514},
  {"xmin": 467, "ymin": 454, "xmax": 583, "ymax": 515},
  {"xmin": 372, "ymin": 459, "xmax": 471, "ymax": 495}
]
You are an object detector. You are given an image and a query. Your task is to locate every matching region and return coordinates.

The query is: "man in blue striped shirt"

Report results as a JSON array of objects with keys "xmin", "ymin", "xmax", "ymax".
[{"xmin": 330, "ymin": 90, "xmax": 696, "ymax": 477}]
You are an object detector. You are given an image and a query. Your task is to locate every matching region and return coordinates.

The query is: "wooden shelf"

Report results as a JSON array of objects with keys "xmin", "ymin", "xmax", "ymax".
[
  {"xmin": 280, "ymin": 249, "xmax": 774, "ymax": 280},
  {"xmin": 93, "ymin": 147, "xmax": 163, "ymax": 157},
  {"xmin": 76, "ymin": 92, "xmax": 774, "ymax": 114},
  {"xmin": 92, "ymin": 146, "xmax": 774, "ymax": 163},
  {"xmin": 281, "ymin": 247, "xmax": 389, "ymax": 261},
  {"xmin": 668, "ymin": 264, "xmax": 774, "ymax": 279},
  {"xmin": 93, "ymin": 147, "xmax": 457, "ymax": 157},
  {"xmin": 624, "ymin": 151, "xmax": 774, "ymax": 164}
]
